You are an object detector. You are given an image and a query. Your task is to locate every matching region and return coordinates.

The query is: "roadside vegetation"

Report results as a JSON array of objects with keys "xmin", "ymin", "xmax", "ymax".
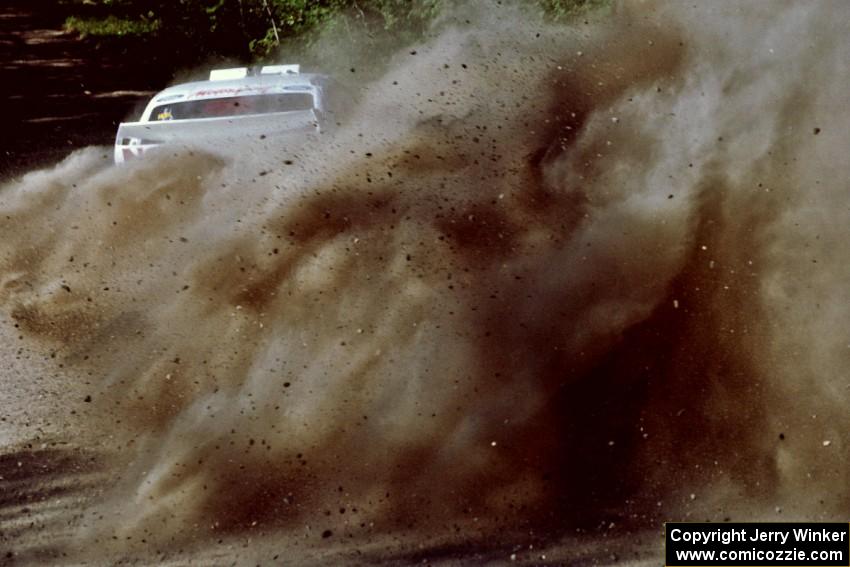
[
  {"xmin": 61, "ymin": 0, "xmax": 609, "ymax": 67},
  {"xmin": 63, "ymin": 14, "xmax": 160, "ymax": 38}
]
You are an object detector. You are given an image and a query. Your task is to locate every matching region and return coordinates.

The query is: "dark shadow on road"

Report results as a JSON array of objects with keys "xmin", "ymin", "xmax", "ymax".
[{"xmin": 0, "ymin": 0, "xmax": 172, "ymax": 178}]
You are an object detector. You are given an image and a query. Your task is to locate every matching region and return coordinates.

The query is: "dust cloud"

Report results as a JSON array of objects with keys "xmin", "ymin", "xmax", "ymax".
[{"xmin": 1, "ymin": 0, "xmax": 849, "ymax": 557}]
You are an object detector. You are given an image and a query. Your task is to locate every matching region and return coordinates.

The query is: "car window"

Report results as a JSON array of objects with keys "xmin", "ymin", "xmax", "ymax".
[{"xmin": 151, "ymin": 92, "xmax": 315, "ymax": 121}]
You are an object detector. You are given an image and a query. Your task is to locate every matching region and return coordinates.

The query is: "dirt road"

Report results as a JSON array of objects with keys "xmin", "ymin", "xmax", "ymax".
[{"xmin": 0, "ymin": 3, "xmax": 668, "ymax": 564}]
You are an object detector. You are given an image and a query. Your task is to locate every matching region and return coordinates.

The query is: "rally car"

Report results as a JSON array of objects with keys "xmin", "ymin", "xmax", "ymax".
[{"xmin": 114, "ymin": 64, "xmax": 337, "ymax": 163}]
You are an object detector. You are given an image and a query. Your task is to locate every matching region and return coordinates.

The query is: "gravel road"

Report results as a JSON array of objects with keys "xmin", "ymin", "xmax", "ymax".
[{"xmin": 0, "ymin": 3, "xmax": 664, "ymax": 564}]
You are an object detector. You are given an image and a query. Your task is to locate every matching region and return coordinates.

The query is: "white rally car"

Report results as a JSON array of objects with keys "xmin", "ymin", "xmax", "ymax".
[{"xmin": 114, "ymin": 64, "xmax": 336, "ymax": 163}]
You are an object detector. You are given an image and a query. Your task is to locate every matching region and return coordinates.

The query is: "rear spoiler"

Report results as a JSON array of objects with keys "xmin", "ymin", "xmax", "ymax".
[{"xmin": 209, "ymin": 64, "xmax": 299, "ymax": 81}]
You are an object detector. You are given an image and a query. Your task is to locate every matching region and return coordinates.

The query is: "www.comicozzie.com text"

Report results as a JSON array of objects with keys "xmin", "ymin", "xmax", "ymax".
[{"xmin": 669, "ymin": 527, "xmax": 848, "ymax": 546}]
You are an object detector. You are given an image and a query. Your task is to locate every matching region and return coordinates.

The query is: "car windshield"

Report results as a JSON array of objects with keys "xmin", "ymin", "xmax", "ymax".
[{"xmin": 151, "ymin": 92, "xmax": 315, "ymax": 121}]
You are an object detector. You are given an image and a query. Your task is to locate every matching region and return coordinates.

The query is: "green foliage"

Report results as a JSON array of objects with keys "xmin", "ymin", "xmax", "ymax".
[
  {"xmin": 64, "ymin": 14, "xmax": 160, "ymax": 37},
  {"xmin": 248, "ymin": 0, "xmax": 346, "ymax": 57},
  {"xmin": 61, "ymin": 0, "xmax": 608, "ymax": 65}
]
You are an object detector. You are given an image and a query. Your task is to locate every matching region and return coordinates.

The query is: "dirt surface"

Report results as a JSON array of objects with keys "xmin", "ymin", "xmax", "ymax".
[
  {"xmin": 0, "ymin": 0, "xmax": 165, "ymax": 179},
  {"xmin": 0, "ymin": 4, "xmax": 664, "ymax": 564},
  {"xmin": 8, "ymin": 0, "xmax": 850, "ymax": 561}
]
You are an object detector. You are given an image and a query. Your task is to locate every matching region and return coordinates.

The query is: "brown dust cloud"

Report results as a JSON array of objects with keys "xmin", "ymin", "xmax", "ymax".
[{"xmin": 1, "ymin": 0, "xmax": 849, "ymax": 563}]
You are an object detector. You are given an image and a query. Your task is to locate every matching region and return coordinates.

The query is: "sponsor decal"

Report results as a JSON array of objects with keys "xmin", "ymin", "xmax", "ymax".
[{"xmin": 190, "ymin": 86, "xmax": 273, "ymax": 98}]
